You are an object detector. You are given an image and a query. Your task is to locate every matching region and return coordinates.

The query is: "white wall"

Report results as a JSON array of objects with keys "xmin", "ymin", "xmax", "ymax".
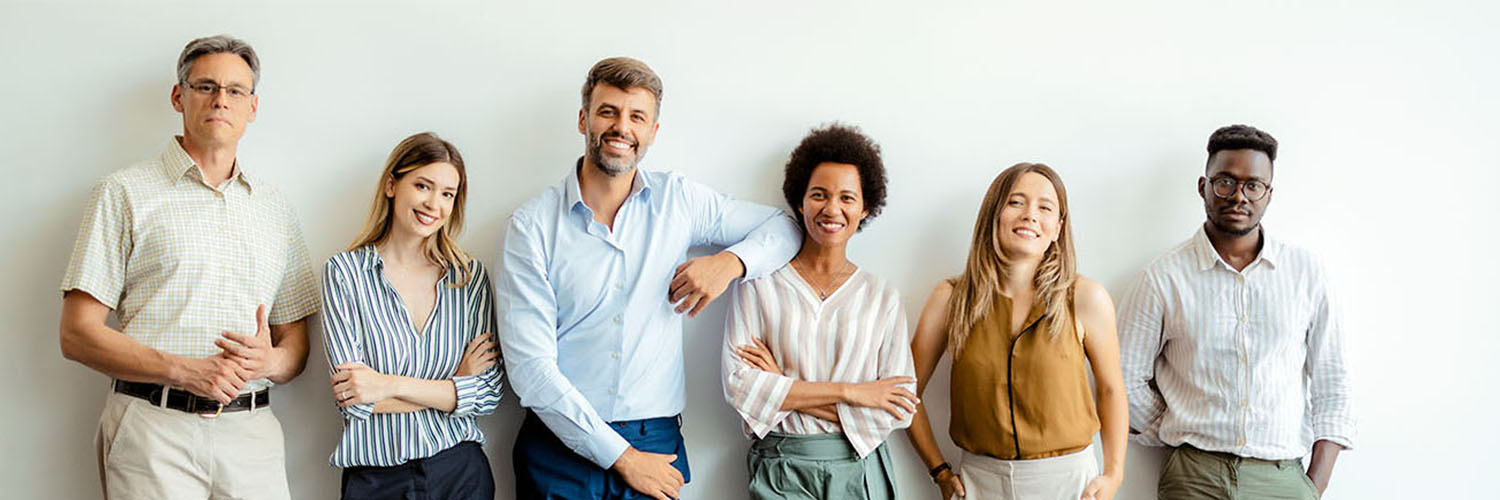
[{"xmin": 3, "ymin": 1, "xmax": 1496, "ymax": 498}]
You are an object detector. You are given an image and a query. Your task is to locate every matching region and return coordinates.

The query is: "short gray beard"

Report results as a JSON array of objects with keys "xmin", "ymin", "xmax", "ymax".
[{"xmin": 586, "ymin": 133, "xmax": 643, "ymax": 176}]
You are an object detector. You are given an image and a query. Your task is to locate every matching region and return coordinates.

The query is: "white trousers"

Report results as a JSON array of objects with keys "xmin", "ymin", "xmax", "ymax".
[
  {"xmin": 95, "ymin": 391, "xmax": 291, "ymax": 500},
  {"xmin": 957, "ymin": 444, "xmax": 1098, "ymax": 500}
]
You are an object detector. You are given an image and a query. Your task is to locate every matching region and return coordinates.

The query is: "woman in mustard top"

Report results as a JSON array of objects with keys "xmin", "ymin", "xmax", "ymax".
[{"xmin": 903, "ymin": 163, "xmax": 1128, "ymax": 500}]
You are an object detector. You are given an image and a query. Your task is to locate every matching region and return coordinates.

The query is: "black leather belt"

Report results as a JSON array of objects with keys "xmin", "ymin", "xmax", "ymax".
[{"xmin": 113, "ymin": 380, "xmax": 270, "ymax": 416}]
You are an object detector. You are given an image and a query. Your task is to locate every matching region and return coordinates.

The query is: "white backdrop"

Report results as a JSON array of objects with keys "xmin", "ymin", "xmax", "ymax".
[{"xmin": 3, "ymin": 1, "xmax": 1497, "ymax": 498}]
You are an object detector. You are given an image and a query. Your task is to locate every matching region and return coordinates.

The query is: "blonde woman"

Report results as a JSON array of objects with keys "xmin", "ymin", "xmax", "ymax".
[
  {"xmin": 321, "ymin": 132, "xmax": 502, "ymax": 500},
  {"xmin": 904, "ymin": 163, "xmax": 1127, "ymax": 500}
]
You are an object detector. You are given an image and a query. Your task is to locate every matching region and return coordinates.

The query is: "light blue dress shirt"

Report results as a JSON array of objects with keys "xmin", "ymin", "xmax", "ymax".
[{"xmin": 498, "ymin": 161, "xmax": 800, "ymax": 468}]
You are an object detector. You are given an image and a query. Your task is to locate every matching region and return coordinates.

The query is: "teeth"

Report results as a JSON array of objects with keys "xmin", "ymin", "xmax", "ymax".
[{"xmin": 415, "ymin": 211, "xmax": 436, "ymax": 224}]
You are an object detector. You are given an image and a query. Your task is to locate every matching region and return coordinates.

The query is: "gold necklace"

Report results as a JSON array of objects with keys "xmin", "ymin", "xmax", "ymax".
[{"xmin": 793, "ymin": 259, "xmax": 854, "ymax": 300}]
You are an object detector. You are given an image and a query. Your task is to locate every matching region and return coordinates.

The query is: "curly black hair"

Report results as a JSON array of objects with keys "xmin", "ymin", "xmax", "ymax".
[
  {"xmin": 1206, "ymin": 124, "xmax": 1278, "ymax": 170},
  {"xmin": 782, "ymin": 123, "xmax": 888, "ymax": 232}
]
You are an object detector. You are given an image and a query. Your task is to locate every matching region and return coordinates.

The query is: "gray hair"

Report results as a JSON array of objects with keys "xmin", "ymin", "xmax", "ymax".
[
  {"xmin": 176, "ymin": 35, "xmax": 261, "ymax": 89},
  {"xmin": 581, "ymin": 57, "xmax": 663, "ymax": 116}
]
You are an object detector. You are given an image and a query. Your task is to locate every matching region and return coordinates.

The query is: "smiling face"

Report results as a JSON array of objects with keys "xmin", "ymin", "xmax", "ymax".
[
  {"xmin": 798, "ymin": 162, "xmax": 867, "ymax": 251},
  {"xmin": 383, "ymin": 162, "xmax": 461, "ymax": 241},
  {"xmin": 171, "ymin": 52, "xmax": 257, "ymax": 148},
  {"xmin": 997, "ymin": 171, "xmax": 1063, "ymax": 260},
  {"xmin": 1199, "ymin": 148, "xmax": 1274, "ymax": 236},
  {"xmin": 578, "ymin": 83, "xmax": 659, "ymax": 176}
]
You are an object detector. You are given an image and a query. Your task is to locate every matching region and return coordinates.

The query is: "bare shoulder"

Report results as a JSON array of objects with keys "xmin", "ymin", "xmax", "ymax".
[
  {"xmin": 928, "ymin": 279, "xmax": 955, "ymax": 303},
  {"xmin": 1072, "ymin": 276, "xmax": 1115, "ymax": 316}
]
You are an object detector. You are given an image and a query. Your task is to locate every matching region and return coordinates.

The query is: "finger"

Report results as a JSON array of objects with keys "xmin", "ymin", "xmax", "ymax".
[
  {"xmin": 335, "ymin": 362, "xmax": 367, "ymax": 371},
  {"xmin": 897, "ymin": 388, "xmax": 920, "ymax": 403},
  {"xmin": 331, "ymin": 371, "xmax": 352, "ymax": 384},
  {"xmin": 255, "ymin": 304, "xmax": 270, "ymax": 337},
  {"xmin": 221, "ymin": 331, "xmax": 263, "ymax": 348},
  {"xmin": 883, "ymin": 403, "xmax": 905, "ymax": 419},
  {"xmin": 751, "ymin": 337, "xmax": 770, "ymax": 351},
  {"xmin": 214, "ymin": 337, "xmax": 253, "ymax": 357},
  {"xmin": 676, "ymin": 293, "xmax": 703, "ymax": 314},
  {"xmin": 647, "ymin": 491, "xmax": 669, "ymax": 500},
  {"xmin": 893, "ymin": 397, "xmax": 917, "ymax": 414},
  {"xmin": 885, "ymin": 376, "xmax": 916, "ymax": 385},
  {"xmin": 688, "ymin": 292, "xmax": 712, "ymax": 317},
  {"xmin": 333, "ymin": 379, "xmax": 354, "ymax": 394},
  {"xmin": 955, "ymin": 478, "xmax": 967, "ymax": 497}
]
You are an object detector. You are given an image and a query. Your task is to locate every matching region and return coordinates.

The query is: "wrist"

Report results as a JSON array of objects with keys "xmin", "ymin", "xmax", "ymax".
[
  {"xmin": 929, "ymin": 461, "xmax": 952, "ymax": 480},
  {"xmin": 718, "ymin": 251, "xmax": 746, "ymax": 277},
  {"xmin": 610, "ymin": 446, "xmax": 638, "ymax": 471},
  {"xmin": 163, "ymin": 353, "xmax": 192, "ymax": 387}
]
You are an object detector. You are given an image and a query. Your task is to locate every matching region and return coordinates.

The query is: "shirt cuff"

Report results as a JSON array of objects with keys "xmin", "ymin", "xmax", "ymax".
[
  {"xmin": 1312, "ymin": 419, "xmax": 1356, "ymax": 450},
  {"xmin": 342, "ymin": 401, "xmax": 375, "ymax": 421},
  {"xmin": 581, "ymin": 423, "xmax": 632, "ymax": 469},
  {"xmin": 451, "ymin": 374, "xmax": 484, "ymax": 417}
]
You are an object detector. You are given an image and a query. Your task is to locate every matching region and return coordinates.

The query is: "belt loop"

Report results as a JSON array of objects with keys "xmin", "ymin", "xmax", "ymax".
[
  {"xmin": 159, "ymin": 386, "xmax": 171, "ymax": 408},
  {"xmin": 249, "ymin": 391, "xmax": 257, "ymax": 411}
]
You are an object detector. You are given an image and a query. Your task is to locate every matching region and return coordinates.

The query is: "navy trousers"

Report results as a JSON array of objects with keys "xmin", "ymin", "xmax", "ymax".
[
  {"xmin": 513, "ymin": 410, "xmax": 691, "ymax": 499},
  {"xmin": 340, "ymin": 441, "xmax": 495, "ymax": 500}
]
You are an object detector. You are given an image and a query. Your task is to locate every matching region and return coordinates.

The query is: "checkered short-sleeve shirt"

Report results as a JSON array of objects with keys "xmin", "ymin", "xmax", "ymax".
[{"xmin": 60, "ymin": 137, "xmax": 319, "ymax": 392}]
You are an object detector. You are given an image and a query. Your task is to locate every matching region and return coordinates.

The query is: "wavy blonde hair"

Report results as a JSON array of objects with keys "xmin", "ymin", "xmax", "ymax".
[
  {"xmin": 946, "ymin": 163, "xmax": 1078, "ymax": 356},
  {"xmin": 348, "ymin": 132, "xmax": 475, "ymax": 287}
]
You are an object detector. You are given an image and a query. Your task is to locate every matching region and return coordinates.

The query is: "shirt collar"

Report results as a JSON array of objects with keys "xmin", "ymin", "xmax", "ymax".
[
  {"xmin": 564, "ymin": 156, "xmax": 652, "ymax": 212},
  {"xmin": 162, "ymin": 136, "xmax": 255, "ymax": 193},
  {"xmin": 358, "ymin": 244, "xmax": 457, "ymax": 282},
  {"xmin": 1192, "ymin": 224, "xmax": 1281, "ymax": 272}
]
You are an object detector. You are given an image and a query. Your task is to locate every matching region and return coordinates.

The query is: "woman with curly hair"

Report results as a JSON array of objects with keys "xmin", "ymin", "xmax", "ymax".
[{"xmin": 721, "ymin": 124, "xmax": 917, "ymax": 500}]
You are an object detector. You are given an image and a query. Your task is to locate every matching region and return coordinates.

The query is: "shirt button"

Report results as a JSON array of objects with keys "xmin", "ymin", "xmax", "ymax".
[
  {"xmin": 613, "ymin": 315, "xmax": 622, "ymax": 324},
  {"xmin": 615, "ymin": 283, "xmax": 624, "ymax": 291},
  {"xmin": 1238, "ymin": 315, "xmax": 1246, "ymax": 323},
  {"xmin": 1237, "ymin": 274, "xmax": 1246, "ymax": 281},
  {"xmin": 611, "ymin": 352, "xmax": 620, "ymax": 359},
  {"xmin": 1241, "ymin": 399, "xmax": 1249, "ymax": 406},
  {"xmin": 609, "ymin": 388, "xmax": 617, "ymax": 395},
  {"xmin": 1237, "ymin": 438, "xmax": 1246, "ymax": 446}
]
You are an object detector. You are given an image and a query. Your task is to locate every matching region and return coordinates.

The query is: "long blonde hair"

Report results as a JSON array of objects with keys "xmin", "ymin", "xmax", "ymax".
[
  {"xmin": 348, "ymin": 132, "xmax": 475, "ymax": 287},
  {"xmin": 945, "ymin": 163, "xmax": 1078, "ymax": 356}
]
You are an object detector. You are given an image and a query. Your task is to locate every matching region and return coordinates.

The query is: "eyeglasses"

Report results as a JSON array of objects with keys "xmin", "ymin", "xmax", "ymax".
[
  {"xmin": 182, "ymin": 80, "xmax": 255, "ymax": 101},
  {"xmin": 1208, "ymin": 177, "xmax": 1271, "ymax": 201}
]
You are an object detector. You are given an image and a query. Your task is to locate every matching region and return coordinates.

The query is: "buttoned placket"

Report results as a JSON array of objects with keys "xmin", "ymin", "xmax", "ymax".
[{"xmin": 1233, "ymin": 265, "xmax": 1252, "ymax": 450}]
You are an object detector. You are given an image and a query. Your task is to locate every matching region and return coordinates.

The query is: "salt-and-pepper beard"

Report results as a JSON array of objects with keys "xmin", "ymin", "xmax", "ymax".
[{"xmin": 585, "ymin": 131, "xmax": 646, "ymax": 176}]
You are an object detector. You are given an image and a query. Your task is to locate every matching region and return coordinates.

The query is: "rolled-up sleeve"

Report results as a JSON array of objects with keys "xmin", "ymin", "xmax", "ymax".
[
  {"xmin": 1117, "ymin": 270, "xmax": 1168, "ymax": 446},
  {"xmin": 452, "ymin": 266, "xmax": 503, "ymax": 418},
  {"xmin": 1305, "ymin": 263, "xmax": 1355, "ymax": 449},
  {"xmin": 320, "ymin": 259, "xmax": 375, "ymax": 421},
  {"xmin": 498, "ymin": 215, "xmax": 628, "ymax": 468},
  {"xmin": 721, "ymin": 283, "xmax": 795, "ymax": 437},
  {"xmin": 679, "ymin": 176, "xmax": 800, "ymax": 279}
]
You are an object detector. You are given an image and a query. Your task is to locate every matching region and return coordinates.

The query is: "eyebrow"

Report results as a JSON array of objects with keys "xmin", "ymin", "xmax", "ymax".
[
  {"xmin": 416, "ymin": 175, "xmax": 458, "ymax": 191},
  {"xmin": 188, "ymin": 78, "xmax": 251, "ymax": 88},
  {"xmin": 1211, "ymin": 173, "xmax": 1270, "ymax": 183}
]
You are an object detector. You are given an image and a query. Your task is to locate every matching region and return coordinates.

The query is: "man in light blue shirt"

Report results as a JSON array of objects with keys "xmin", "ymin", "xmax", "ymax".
[{"xmin": 498, "ymin": 57, "xmax": 800, "ymax": 500}]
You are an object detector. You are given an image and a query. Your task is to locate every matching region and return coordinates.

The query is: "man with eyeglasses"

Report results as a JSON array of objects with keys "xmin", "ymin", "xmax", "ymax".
[
  {"xmin": 59, "ymin": 35, "xmax": 316, "ymax": 499},
  {"xmin": 1117, "ymin": 125, "xmax": 1355, "ymax": 499}
]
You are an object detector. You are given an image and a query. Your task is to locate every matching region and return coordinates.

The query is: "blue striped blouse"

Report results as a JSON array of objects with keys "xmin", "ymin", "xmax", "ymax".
[{"xmin": 321, "ymin": 245, "xmax": 504, "ymax": 467}]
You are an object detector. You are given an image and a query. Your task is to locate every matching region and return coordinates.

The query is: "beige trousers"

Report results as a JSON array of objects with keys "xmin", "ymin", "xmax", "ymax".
[
  {"xmin": 95, "ymin": 391, "xmax": 290, "ymax": 500},
  {"xmin": 957, "ymin": 445, "xmax": 1098, "ymax": 500}
]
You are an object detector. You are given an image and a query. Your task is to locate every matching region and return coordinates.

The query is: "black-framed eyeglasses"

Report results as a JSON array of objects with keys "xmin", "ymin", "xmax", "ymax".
[
  {"xmin": 182, "ymin": 80, "xmax": 255, "ymax": 100},
  {"xmin": 1207, "ymin": 177, "xmax": 1271, "ymax": 201}
]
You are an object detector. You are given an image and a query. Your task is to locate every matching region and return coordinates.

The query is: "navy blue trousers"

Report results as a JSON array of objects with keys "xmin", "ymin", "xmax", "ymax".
[
  {"xmin": 513, "ymin": 410, "xmax": 691, "ymax": 499},
  {"xmin": 340, "ymin": 441, "xmax": 495, "ymax": 500}
]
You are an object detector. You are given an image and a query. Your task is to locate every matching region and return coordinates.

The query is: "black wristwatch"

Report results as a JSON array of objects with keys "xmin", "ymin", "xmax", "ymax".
[{"xmin": 929, "ymin": 462, "xmax": 952, "ymax": 479}]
